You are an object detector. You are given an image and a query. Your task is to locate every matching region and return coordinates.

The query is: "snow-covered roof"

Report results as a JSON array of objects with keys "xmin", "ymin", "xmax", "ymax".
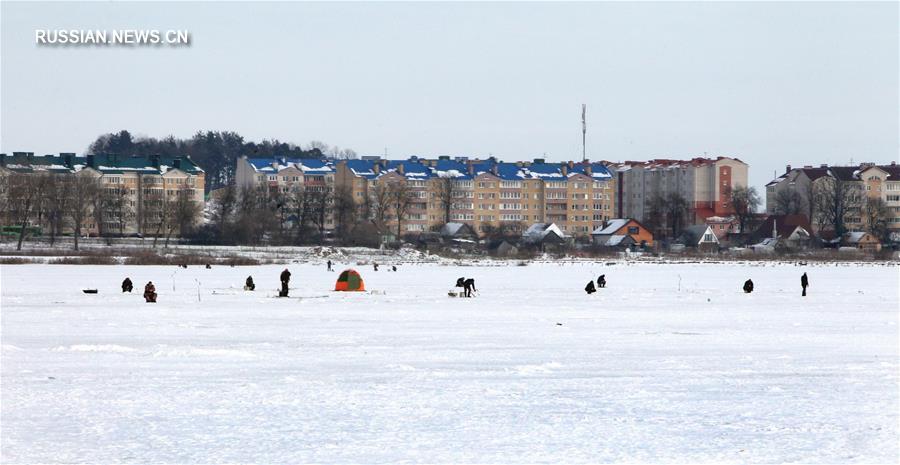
[
  {"xmin": 523, "ymin": 223, "xmax": 566, "ymax": 241},
  {"xmin": 605, "ymin": 235, "xmax": 628, "ymax": 246},
  {"xmin": 591, "ymin": 219, "xmax": 629, "ymax": 235},
  {"xmin": 844, "ymin": 232, "xmax": 868, "ymax": 243},
  {"xmin": 440, "ymin": 222, "xmax": 473, "ymax": 237}
]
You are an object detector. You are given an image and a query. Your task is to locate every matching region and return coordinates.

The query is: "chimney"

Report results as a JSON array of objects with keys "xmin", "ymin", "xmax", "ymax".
[
  {"xmin": 560, "ymin": 164, "xmax": 568, "ymax": 176},
  {"xmin": 26, "ymin": 152, "xmax": 34, "ymax": 162},
  {"xmin": 467, "ymin": 161, "xmax": 474, "ymax": 176},
  {"xmin": 86, "ymin": 154, "xmax": 96, "ymax": 168},
  {"xmin": 772, "ymin": 218, "xmax": 777, "ymax": 239},
  {"xmin": 62, "ymin": 153, "xmax": 74, "ymax": 168},
  {"xmin": 150, "ymin": 155, "xmax": 160, "ymax": 167},
  {"xmin": 173, "ymin": 158, "xmax": 182, "ymax": 170},
  {"xmin": 373, "ymin": 163, "xmax": 381, "ymax": 174},
  {"xmin": 585, "ymin": 164, "xmax": 592, "ymax": 177},
  {"xmin": 786, "ymin": 164, "xmax": 791, "ymax": 173},
  {"xmin": 397, "ymin": 163, "xmax": 405, "ymax": 175},
  {"xmin": 490, "ymin": 164, "xmax": 498, "ymax": 176}
]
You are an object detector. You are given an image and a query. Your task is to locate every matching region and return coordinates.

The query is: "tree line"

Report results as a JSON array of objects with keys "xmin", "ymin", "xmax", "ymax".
[{"xmin": 1, "ymin": 172, "xmax": 200, "ymax": 251}]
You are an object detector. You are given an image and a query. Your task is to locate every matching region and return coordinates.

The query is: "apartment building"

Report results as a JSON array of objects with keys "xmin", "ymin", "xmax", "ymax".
[
  {"xmin": 335, "ymin": 156, "xmax": 616, "ymax": 238},
  {"xmin": 765, "ymin": 162, "xmax": 900, "ymax": 236},
  {"xmin": 0, "ymin": 152, "xmax": 205, "ymax": 236},
  {"xmin": 612, "ymin": 156, "xmax": 748, "ymax": 225},
  {"xmin": 235, "ymin": 156, "xmax": 336, "ymax": 230}
]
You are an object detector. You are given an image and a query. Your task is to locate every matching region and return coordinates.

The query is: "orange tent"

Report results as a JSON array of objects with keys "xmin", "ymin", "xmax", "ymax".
[{"xmin": 334, "ymin": 269, "xmax": 366, "ymax": 291}]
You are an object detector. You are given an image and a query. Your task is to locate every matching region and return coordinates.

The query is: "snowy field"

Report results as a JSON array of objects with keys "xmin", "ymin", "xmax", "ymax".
[{"xmin": 2, "ymin": 262, "xmax": 898, "ymax": 463}]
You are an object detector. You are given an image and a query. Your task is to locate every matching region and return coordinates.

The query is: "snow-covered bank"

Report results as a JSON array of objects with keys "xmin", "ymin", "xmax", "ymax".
[{"xmin": 2, "ymin": 263, "xmax": 898, "ymax": 463}]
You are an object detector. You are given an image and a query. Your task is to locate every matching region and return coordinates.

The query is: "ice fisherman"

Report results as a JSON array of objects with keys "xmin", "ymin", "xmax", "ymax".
[
  {"xmin": 327, "ymin": 260, "xmax": 333, "ymax": 272},
  {"xmin": 121, "ymin": 277, "xmax": 133, "ymax": 293},
  {"xmin": 373, "ymin": 262, "xmax": 379, "ymax": 272},
  {"xmin": 585, "ymin": 280, "xmax": 597, "ymax": 294},
  {"xmin": 801, "ymin": 272, "xmax": 809, "ymax": 297},
  {"xmin": 597, "ymin": 275, "xmax": 606, "ymax": 288},
  {"xmin": 279, "ymin": 268, "xmax": 291, "ymax": 297},
  {"xmin": 743, "ymin": 279, "xmax": 754, "ymax": 294},
  {"xmin": 143, "ymin": 281, "xmax": 157, "ymax": 303},
  {"xmin": 463, "ymin": 278, "xmax": 476, "ymax": 297},
  {"xmin": 245, "ymin": 276, "xmax": 255, "ymax": 291}
]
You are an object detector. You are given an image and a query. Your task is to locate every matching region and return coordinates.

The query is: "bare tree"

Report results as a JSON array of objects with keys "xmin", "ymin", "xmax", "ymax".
[
  {"xmin": 774, "ymin": 189, "xmax": 805, "ymax": 216},
  {"xmin": 306, "ymin": 188, "xmax": 333, "ymax": 242},
  {"xmin": 435, "ymin": 177, "xmax": 459, "ymax": 225},
  {"xmin": 45, "ymin": 175, "xmax": 72, "ymax": 245},
  {"xmin": 387, "ymin": 181, "xmax": 413, "ymax": 239},
  {"xmin": 371, "ymin": 183, "xmax": 392, "ymax": 224},
  {"xmin": 210, "ymin": 184, "xmax": 237, "ymax": 241},
  {"xmin": 68, "ymin": 173, "xmax": 101, "ymax": 251},
  {"xmin": 163, "ymin": 185, "xmax": 201, "ymax": 247},
  {"xmin": 332, "ymin": 185, "xmax": 357, "ymax": 241},
  {"xmin": 813, "ymin": 177, "xmax": 861, "ymax": 238},
  {"xmin": 864, "ymin": 196, "xmax": 890, "ymax": 243},
  {"xmin": 7, "ymin": 174, "xmax": 41, "ymax": 250},
  {"xmin": 286, "ymin": 187, "xmax": 308, "ymax": 243},
  {"xmin": 730, "ymin": 185, "xmax": 761, "ymax": 237}
]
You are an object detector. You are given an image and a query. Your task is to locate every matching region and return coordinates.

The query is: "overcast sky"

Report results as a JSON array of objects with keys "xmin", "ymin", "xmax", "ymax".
[{"xmin": 1, "ymin": 1, "xmax": 897, "ymax": 192}]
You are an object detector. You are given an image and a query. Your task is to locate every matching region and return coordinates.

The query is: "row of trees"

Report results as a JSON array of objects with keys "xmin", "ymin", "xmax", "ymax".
[
  {"xmin": 1, "ymin": 173, "xmax": 200, "ymax": 250},
  {"xmin": 772, "ymin": 178, "xmax": 891, "ymax": 242},
  {"xmin": 87, "ymin": 130, "xmax": 357, "ymax": 192}
]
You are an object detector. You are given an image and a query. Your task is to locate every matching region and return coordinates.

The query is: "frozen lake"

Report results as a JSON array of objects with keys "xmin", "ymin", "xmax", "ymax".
[{"xmin": 2, "ymin": 262, "xmax": 898, "ymax": 463}]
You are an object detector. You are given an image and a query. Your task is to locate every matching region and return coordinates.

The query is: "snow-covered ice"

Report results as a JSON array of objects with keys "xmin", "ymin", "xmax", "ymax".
[{"xmin": 2, "ymin": 262, "xmax": 898, "ymax": 463}]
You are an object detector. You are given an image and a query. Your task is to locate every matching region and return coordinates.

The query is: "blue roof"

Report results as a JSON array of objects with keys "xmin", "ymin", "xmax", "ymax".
[
  {"xmin": 344, "ymin": 159, "xmax": 379, "ymax": 179},
  {"xmin": 247, "ymin": 157, "xmax": 333, "ymax": 174},
  {"xmin": 337, "ymin": 157, "xmax": 614, "ymax": 183}
]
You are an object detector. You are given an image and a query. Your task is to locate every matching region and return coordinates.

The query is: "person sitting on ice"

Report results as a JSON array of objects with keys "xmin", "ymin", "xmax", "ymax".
[
  {"xmin": 585, "ymin": 280, "xmax": 597, "ymax": 294},
  {"xmin": 205, "ymin": 264, "xmax": 212, "ymax": 269},
  {"xmin": 743, "ymin": 279, "xmax": 754, "ymax": 294},
  {"xmin": 245, "ymin": 276, "xmax": 255, "ymax": 291},
  {"xmin": 143, "ymin": 281, "xmax": 157, "ymax": 303},
  {"xmin": 597, "ymin": 275, "xmax": 606, "ymax": 288},
  {"xmin": 121, "ymin": 277, "xmax": 133, "ymax": 293},
  {"xmin": 391, "ymin": 265, "xmax": 397, "ymax": 272},
  {"xmin": 463, "ymin": 278, "xmax": 476, "ymax": 297}
]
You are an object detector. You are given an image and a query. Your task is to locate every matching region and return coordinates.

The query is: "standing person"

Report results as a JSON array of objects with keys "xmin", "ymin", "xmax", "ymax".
[
  {"xmin": 373, "ymin": 262, "xmax": 379, "ymax": 272},
  {"xmin": 597, "ymin": 275, "xmax": 606, "ymax": 288},
  {"xmin": 245, "ymin": 276, "xmax": 255, "ymax": 291},
  {"xmin": 143, "ymin": 281, "xmax": 157, "ymax": 303},
  {"xmin": 743, "ymin": 279, "xmax": 754, "ymax": 294},
  {"xmin": 121, "ymin": 277, "xmax": 133, "ymax": 293},
  {"xmin": 327, "ymin": 260, "xmax": 333, "ymax": 272},
  {"xmin": 801, "ymin": 272, "xmax": 809, "ymax": 297},
  {"xmin": 585, "ymin": 280, "xmax": 597, "ymax": 294},
  {"xmin": 279, "ymin": 268, "xmax": 291, "ymax": 297}
]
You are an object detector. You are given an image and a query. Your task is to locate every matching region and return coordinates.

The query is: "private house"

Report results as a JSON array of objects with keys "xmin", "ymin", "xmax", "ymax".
[
  {"xmin": 842, "ymin": 232, "xmax": 881, "ymax": 252},
  {"xmin": 677, "ymin": 224, "xmax": 720, "ymax": 252},
  {"xmin": 590, "ymin": 218, "xmax": 654, "ymax": 248}
]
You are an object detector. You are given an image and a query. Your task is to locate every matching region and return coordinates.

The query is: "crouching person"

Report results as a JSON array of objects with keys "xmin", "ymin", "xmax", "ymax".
[
  {"xmin": 144, "ymin": 281, "xmax": 157, "ymax": 303},
  {"xmin": 585, "ymin": 280, "xmax": 597, "ymax": 294},
  {"xmin": 122, "ymin": 277, "xmax": 133, "ymax": 293},
  {"xmin": 743, "ymin": 279, "xmax": 754, "ymax": 294},
  {"xmin": 245, "ymin": 276, "xmax": 255, "ymax": 291}
]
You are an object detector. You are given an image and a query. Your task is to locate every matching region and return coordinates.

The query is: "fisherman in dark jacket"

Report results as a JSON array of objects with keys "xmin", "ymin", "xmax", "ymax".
[
  {"xmin": 597, "ymin": 275, "xmax": 606, "ymax": 288},
  {"xmin": 245, "ymin": 276, "xmax": 255, "ymax": 291},
  {"xmin": 801, "ymin": 272, "xmax": 809, "ymax": 297},
  {"xmin": 121, "ymin": 277, "xmax": 133, "ymax": 293},
  {"xmin": 463, "ymin": 278, "xmax": 476, "ymax": 297},
  {"xmin": 743, "ymin": 279, "xmax": 754, "ymax": 293},
  {"xmin": 585, "ymin": 280, "xmax": 597, "ymax": 294},
  {"xmin": 456, "ymin": 277, "xmax": 465, "ymax": 288},
  {"xmin": 143, "ymin": 281, "xmax": 157, "ymax": 303},
  {"xmin": 279, "ymin": 268, "xmax": 291, "ymax": 297},
  {"xmin": 327, "ymin": 260, "xmax": 332, "ymax": 272}
]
